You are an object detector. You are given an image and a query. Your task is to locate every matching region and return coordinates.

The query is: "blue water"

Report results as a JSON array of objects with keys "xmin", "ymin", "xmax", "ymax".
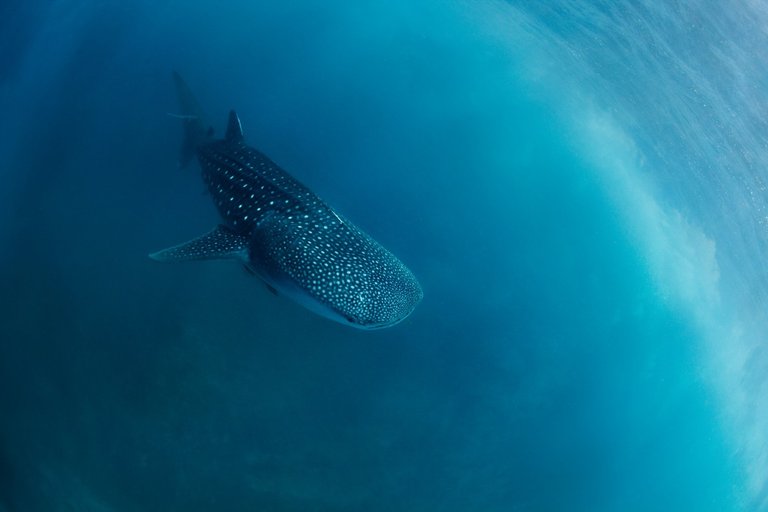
[{"xmin": 2, "ymin": 0, "xmax": 766, "ymax": 510}]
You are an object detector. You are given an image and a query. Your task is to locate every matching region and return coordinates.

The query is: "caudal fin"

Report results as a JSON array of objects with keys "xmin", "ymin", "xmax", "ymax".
[{"xmin": 171, "ymin": 71, "xmax": 211, "ymax": 168}]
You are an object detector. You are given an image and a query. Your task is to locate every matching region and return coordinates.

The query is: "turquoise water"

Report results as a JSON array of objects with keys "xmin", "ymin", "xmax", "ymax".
[{"xmin": 1, "ymin": 1, "xmax": 765, "ymax": 510}]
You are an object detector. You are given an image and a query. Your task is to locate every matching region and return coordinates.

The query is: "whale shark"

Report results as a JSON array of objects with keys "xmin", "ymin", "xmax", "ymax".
[{"xmin": 150, "ymin": 73, "xmax": 423, "ymax": 329}]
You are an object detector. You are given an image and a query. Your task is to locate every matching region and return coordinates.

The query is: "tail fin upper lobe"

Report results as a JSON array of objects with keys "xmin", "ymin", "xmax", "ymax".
[{"xmin": 172, "ymin": 71, "xmax": 211, "ymax": 168}]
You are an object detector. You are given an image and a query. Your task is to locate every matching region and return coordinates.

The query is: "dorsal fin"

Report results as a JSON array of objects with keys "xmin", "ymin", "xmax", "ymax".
[{"xmin": 225, "ymin": 110, "xmax": 244, "ymax": 143}]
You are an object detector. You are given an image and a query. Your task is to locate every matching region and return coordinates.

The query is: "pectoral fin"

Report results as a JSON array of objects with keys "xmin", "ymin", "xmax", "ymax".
[{"xmin": 150, "ymin": 225, "xmax": 249, "ymax": 262}]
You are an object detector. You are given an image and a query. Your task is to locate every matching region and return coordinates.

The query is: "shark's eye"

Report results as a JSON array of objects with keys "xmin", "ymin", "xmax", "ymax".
[{"xmin": 344, "ymin": 315, "xmax": 356, "ymax": 324}]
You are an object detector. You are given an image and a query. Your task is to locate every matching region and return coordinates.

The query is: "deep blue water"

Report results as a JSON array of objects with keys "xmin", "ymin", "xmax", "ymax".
[{"xmin": 2, "ymin": 1, "xmax": 767, "ymax": 510}]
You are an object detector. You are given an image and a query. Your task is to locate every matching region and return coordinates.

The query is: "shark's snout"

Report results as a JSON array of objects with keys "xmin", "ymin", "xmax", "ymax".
[{"xmin": 339, "ymin": 266, "xmax": 423, "ymax": 330}]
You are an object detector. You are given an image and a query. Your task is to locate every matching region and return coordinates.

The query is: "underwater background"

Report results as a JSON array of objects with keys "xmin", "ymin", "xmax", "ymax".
[{"xmin": 2, "ymin": 0, "xmax": 768, "ymax": 510}]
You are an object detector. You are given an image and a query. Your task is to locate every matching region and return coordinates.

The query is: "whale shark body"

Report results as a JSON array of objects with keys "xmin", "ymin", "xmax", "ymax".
[{"xmin": 150, "ymin": 73, "xmax": 422, "ymax": 329}]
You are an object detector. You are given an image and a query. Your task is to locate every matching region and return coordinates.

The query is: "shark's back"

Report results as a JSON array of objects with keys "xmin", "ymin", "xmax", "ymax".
[{"xmin": 197, "ymin": 113, "xmax": 323, "ymax": 235}]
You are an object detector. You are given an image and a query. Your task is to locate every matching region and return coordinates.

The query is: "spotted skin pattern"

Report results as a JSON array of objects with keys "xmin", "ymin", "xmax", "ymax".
[{"xmin": 153, "ymin": 105, "xmax": 422, "ymax": 330}]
